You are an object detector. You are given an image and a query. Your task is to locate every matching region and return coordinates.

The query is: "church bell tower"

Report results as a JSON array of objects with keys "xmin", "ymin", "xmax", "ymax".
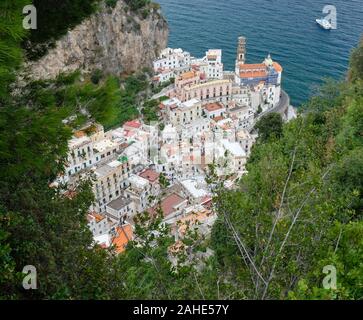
[{"xmin": 236, "ymin": 36, "xmax": 246, "ymax": 65}]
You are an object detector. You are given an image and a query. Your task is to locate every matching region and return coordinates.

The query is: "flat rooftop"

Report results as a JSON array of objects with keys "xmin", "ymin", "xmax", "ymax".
[
  {"xmin": 107, "ymin": 197, "xmax": 133, "ymax": 211},
  {"xmin": 181, "ymin": 179, "xmax": 208, "ymax": 199},
  {"xmin": 69, "ymin": 135, "xmax": 91, "ymax": 149},
  {"xmin": 94, "ymin": 160, "xmax": 122, "ymax": 178},
  {"xmin": 181, "ymin": 98, "xmax": 200, "ymax": 108},
  {"xmin": 139, "ymin": 169, "xmax": 160, "ymax": 183},
  {"xmin": 129, "ymin": 174, "xmax": 150, "ymax": 189},
  {"xmin": 204, "ymin": 102, "xmax": 225, "ymax": 112},
  {"xmin": 93, "ymin": 139, "xmax": 118, "ymax": 153}
]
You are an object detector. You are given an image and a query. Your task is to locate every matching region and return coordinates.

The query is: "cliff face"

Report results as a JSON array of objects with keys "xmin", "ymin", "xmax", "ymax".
[{"xmin": 27, "ymin": 1, "xmax": 168, "ymax": 79}]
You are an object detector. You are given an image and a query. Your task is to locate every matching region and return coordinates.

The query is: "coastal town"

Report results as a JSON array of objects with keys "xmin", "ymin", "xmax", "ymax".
[{"xmin": 57, "ymin": 37, "xmax": 294, "ymax": 254}]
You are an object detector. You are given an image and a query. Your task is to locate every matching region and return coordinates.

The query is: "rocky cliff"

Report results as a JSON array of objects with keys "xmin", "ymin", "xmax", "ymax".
[{"xmin": 26, "ymin": 1, "xmax": 168, "ymax": 79}]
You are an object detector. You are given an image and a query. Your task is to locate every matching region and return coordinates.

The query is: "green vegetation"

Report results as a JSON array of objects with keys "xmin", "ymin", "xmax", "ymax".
[
  {"xmin": 142, "ymin": 99, "xmax": 160, "ymax": 123},
  {"xmin": 125, "ymin": 0, "xmax": 151, "ymax": 11},
  {"xmin": 103, "ymin": 73, "xmax": 148, "ymax": 130},
  {"xmin": 0, "ymin": 0, "xmax": 29, "ymax": 100},
  {"xmin": 90, "ymin": 69, "xmax": 104, "ymax": 85},
  {"xmin": 105, "ymin": 0, "xmax": 118, "ymax": 8},
  {"xmin": 112, "ymin": 38, "xmax": 363, "ymax": 300},
  {"xmin": 255, "ymin": 112, "xmax": 283, "ymax": 142},
  {"xmin": 19, "ymin": 72, "xmax": 123, "ymax": 128},
  {"xmin": 23, "ymin": 0, "xmax": 100, "ymax": 60},
  {"xmin": 23, "ymin": 0, "xmax": 159, "ymax": 60},
  {"xmin": 0, "ymin": 0, "xmax": 361, "ymax": 300},
  {"xmin": 152, "ymin": 77, "xmax": 175, "ymax": 94},
  {"xmin": 0, "ymin": 0, "xmax": 150, "ymax": 299},
  {"xmin": 159, "ymin": 173, "xmax": 170, "ymax": 189},
  {"xmin": 208, "ymin": 39, "xmax": 363, "ymax": 299}
]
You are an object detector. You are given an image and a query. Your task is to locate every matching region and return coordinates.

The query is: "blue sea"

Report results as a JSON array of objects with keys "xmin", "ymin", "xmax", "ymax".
[{"xmin": 157, "ymin": 0, "xmax": 363, "ymax": 106}]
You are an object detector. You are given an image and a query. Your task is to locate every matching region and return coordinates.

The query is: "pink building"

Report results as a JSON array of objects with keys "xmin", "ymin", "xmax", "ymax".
[{"xmin": 179, "ymin": 79, "xmax": 232, "ymax": 103}]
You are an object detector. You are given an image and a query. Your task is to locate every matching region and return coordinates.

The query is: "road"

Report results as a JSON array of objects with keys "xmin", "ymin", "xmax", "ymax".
[
  {"xmin": 257, "ymin": 89, "xmax": 290, "ymax": 120},
  {"xmin": 249, "ymin": 90, "xmax": 291, "ymax": 132}
]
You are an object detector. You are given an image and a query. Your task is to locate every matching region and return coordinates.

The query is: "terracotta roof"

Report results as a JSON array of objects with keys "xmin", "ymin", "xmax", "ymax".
[
  {"xmin": 139, "ymin": 169, "xmax": 160, "ymax": 183},
  {"xmin": 149, "ymin": 193, "xmax": 186, "ymax": 217},
  {"xmin": 239, "ymin": 71, "xmax": 268, "ymax": 78},
  {"xmin": 177, "ymin": 209, "xmax": 213, "ymax": 236},
  {"xmin": 204, "ymin": 102, "xmax": 225, "ymax": 112},
  {"xmin": 239, "ymin": 63, "xmax": 266, "ymax": 70},
  {"xmin": 125, "ymin": 130, "xmax": 136, "ymax": 137},
  {"xmin": 213, "ymin": 116, "xmax": 225, "ymax": 122},
  {"xmin": 88, "ymin": 212, "xmax": 106, "ymax": 223},
  {"xmin": 201, "ymin": 196, "xmax": 212, "ymax": 205},
  {"xmin": 112, "ymin": 225, "xmax": 133, "ymax": 254},
  {"xmin": 273, "ymin": 62, "xmax": 283, "ymax": 72},
  {"xmin": 74, "ymin": 131, "xmax": 86, "ymax": 138},
  {"xmin": 180, "ymin": 71, "xmax": 196, "ymax": 81},
  {"xmin": 124, "ymin": 120, "xmax": 141, "ymax": 129}
]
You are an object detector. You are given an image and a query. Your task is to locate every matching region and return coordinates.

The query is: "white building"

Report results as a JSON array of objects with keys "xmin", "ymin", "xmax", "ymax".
[
  {"xmin": 153, "ymin": 48, "xmax": 191, "ymax": 72},
  {"xmin": 62, "ymin": 123, "xmax": 121, "ymax": 183},
  {"xmin": 125, "ymin": 174, "xmax": 154, "ymax": 213},
  {"xmin": 181, "ymin": 178, "xmax": 210, "ymax": 204},
  {"xmin": 166, "ymin": 98, "xmax": 203, "ymax": 126},
  {"xmin": 87, "ymin": 212, "xmax": 111, "ymax": 237},
  {"xmin": 221, "ymin": 139, "xmax": 247, "ymax": 173},
  {"xmin": 191, "ymin": 49, "xmax": 224, "ymax": 80},
  {"xmin": 228, "ymin": 104, "xmax": 255, "ymax": 130},
  {"xmin": 106, "ymin": 196, "xmax": 136, "ymax": 223},
  {"xmin": 203, "ymin": 102, "xmax": 226, "ymax": 119},
  {"xmin": 93, "ymin": 159, "xmax": 131, "ymax": 213},
  {"xmin": 237, "ymin": 129, "xmax": 255, "ymax": 156}
]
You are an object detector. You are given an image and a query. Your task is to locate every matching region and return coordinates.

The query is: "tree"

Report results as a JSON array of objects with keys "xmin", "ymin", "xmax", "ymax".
[
  {"xmin": 0, "ymin": 0, "xmax": 125, "ymax": 299},
  {"xmin": 159, "ymin": 173, "xmax": 170, "ymax": 189},
  {"xmin": 0, "ymin": 0, "xmax": 29, "ymax": 100},
  {"xmin": 209, "ymin": 38, "xmax": 363, "ymax": 300},
  {"xmin": 255, "ymin": 113, "xmax": 283, "ymax": 141},
  {"xmin": 255, "ymin": 112, "xmax": 283, "ymax": 142},
  {"xmin": 349, "ymin": 36, "xmax": 363, "ymax": 82},
  {"xmin": 23, "ymin": 0, "xmax": 100, "ymax": 60}
]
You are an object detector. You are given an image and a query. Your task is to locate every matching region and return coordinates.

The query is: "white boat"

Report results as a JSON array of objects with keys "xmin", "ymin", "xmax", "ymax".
[{"xmin": 316, "ymin": 18, "xmax": 332, "ymax": 30}]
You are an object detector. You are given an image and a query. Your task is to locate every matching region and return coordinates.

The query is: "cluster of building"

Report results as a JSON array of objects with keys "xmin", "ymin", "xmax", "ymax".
[
  {"xmin": 153, "ymin": 37, "xmax": 283, "ymax": 114},
  {"xmin": 57, "ymin": 36, "xmax": 285, "ymax": 255}
]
